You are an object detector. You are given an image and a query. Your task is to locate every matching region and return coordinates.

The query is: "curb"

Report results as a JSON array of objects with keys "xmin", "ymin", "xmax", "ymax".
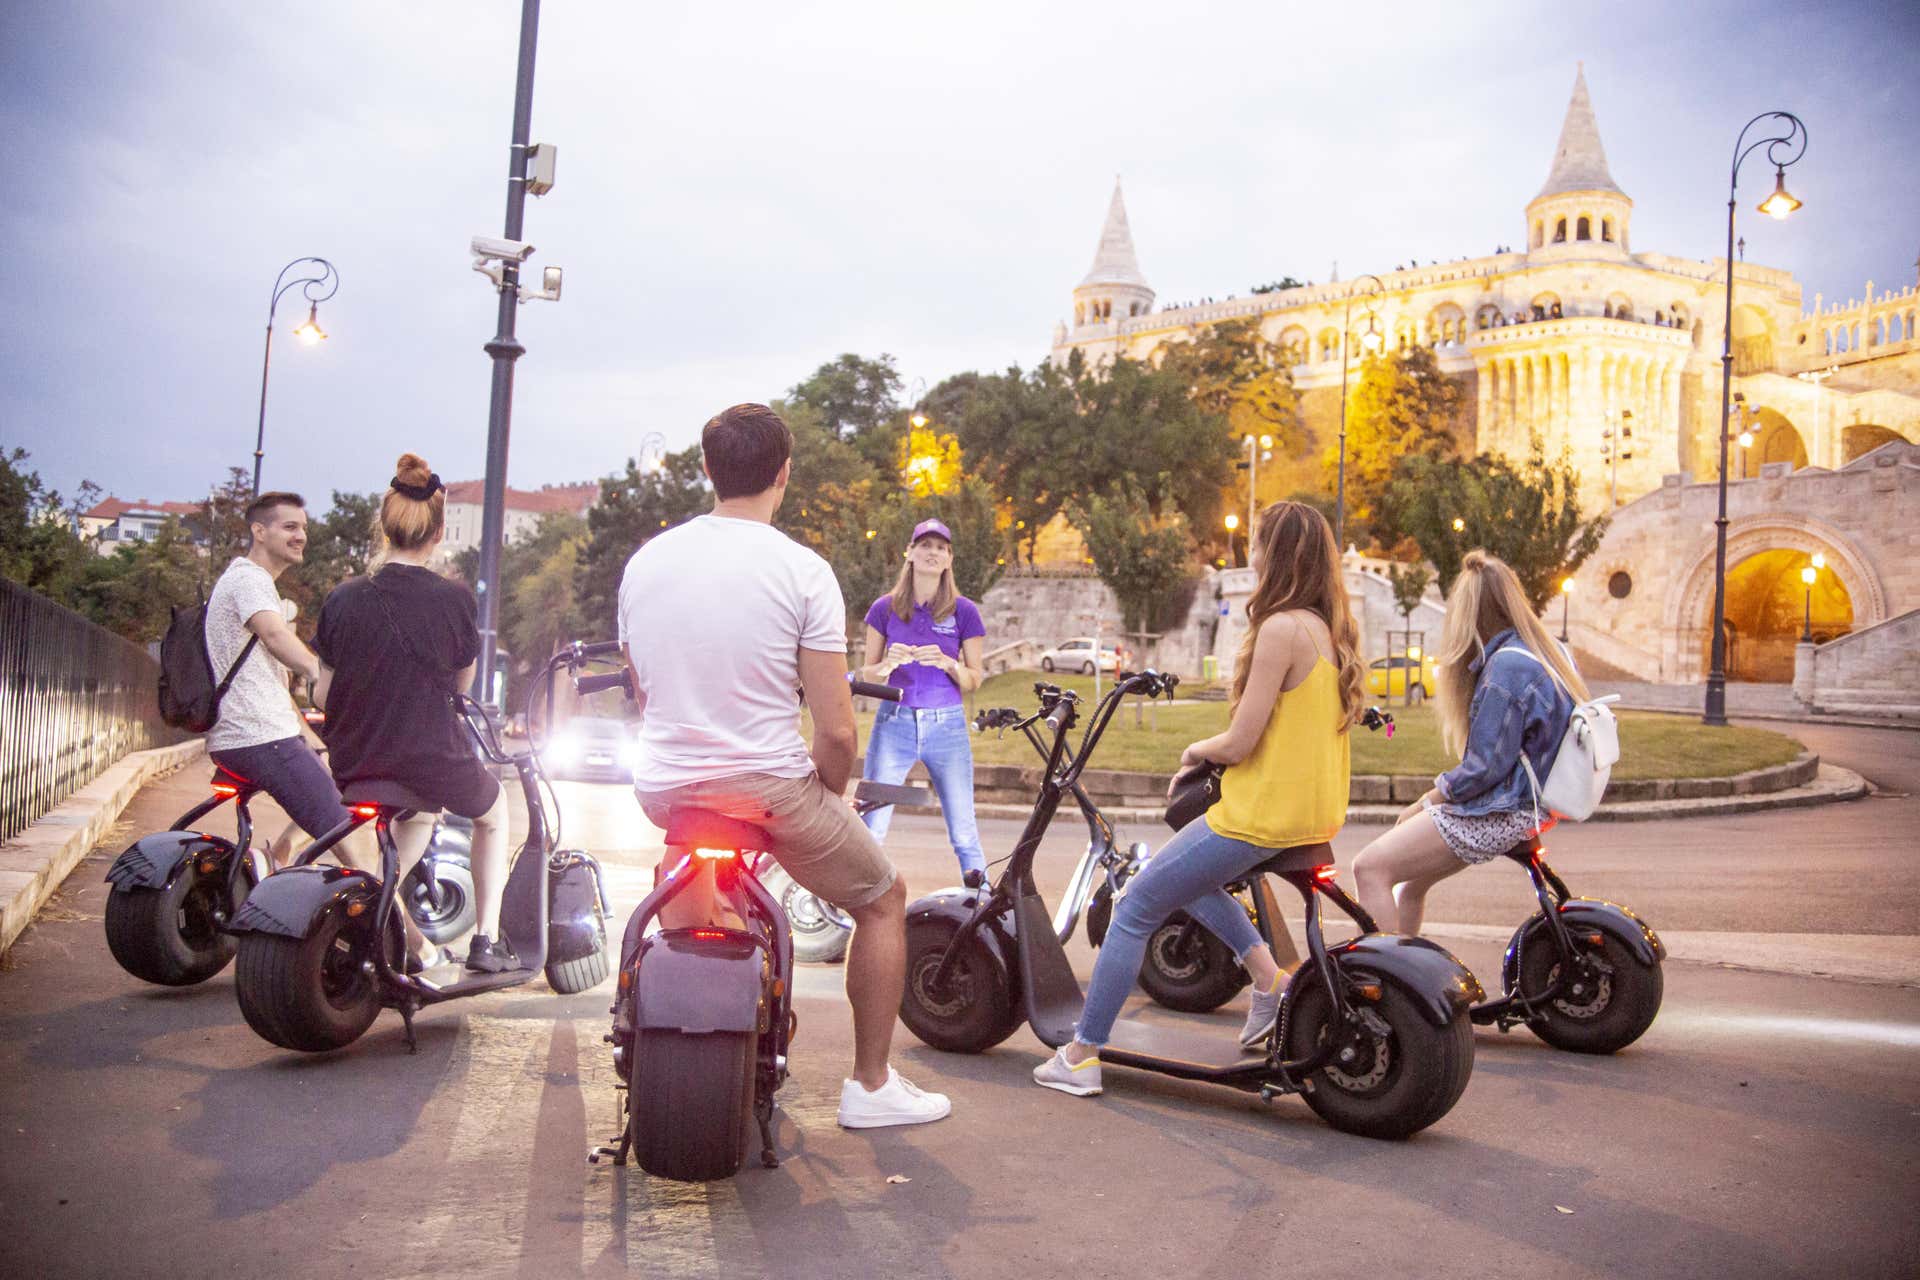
[
  {"xmin": 0, "ymin": 740, "xmax": 205, "ymax": 956},
  {"xmin": 1421, "ymin": 921, "xmax": 1920, "ymax": 989},
  {"xmin": 964, "ymin": 763, "xmax": 1868, "ymax": 825}
]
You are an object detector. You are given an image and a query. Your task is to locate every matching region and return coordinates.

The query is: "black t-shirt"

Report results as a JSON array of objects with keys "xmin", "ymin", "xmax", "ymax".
[{"xmin": 315, "ymin": 564, "xmax": 487, "ymax": 808}]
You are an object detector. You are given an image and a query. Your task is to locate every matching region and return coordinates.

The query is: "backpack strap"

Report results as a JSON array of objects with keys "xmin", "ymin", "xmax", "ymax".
[
  {"xmin": 1519, "ymin": 753, "xmax": 1544, "ymax": 836},
  {"xmin": 214, "ymin": 633, "xmax": 261, "ymax": 702}
]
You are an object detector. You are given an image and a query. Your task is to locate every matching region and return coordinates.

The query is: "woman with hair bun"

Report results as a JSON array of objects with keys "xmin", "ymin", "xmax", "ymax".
[
  {"xmin": 314, "ymin": 453, "xmax": 515, "ymax": 974},
  {"xmin": 1350, "ymin": 550, "xmax": 1583, "ymax": 936}
]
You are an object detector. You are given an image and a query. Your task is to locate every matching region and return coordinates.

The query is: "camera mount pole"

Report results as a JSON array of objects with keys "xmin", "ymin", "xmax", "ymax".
[{"xmin": 472, "ymin": 0, "xmax": 541, "ymax": 705}]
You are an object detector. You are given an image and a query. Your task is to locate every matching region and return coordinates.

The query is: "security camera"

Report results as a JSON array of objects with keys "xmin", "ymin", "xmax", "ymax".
[{"xmin": 470, "ymin": 235, "xmax": 536, "ymax": 263}]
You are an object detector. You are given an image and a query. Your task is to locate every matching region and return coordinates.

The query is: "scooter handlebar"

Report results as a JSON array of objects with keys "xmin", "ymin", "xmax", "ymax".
[
  {"xmin": 569, "ymin": 639, "xmax": 624, "ymax": 660},
  {"xmin": 848, "ymin": 678, "xmax": 903, "ymax": 702},
  {"xmin": 574, "ymin": 669, "xmax": 634, "ymax": 697}
]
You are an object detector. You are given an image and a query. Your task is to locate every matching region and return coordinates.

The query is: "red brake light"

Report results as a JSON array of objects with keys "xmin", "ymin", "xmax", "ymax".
[
  {"xmin": 209, "ymin": 781, "xmax": 240, "ymax": 798},
  {"xmin": 1313, "ymin": 864, "xmax": 1341, "ymax": 883},
  {"xmin": 351, "ymin": 803, "xmax": 381, "ymax": 819},
  {"xmin": 690, "ymin": 928, "xmax": 729, "ymax": 940},
  {"xmin": 693, "ymin": 848, "xmax": 736, "ymax": 861}
]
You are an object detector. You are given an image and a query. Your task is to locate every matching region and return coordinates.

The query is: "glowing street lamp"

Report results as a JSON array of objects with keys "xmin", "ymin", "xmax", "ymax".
[
  {"xmin": 251, "ymin": 255, "xmax": 339, "ymax": 494},
  {"xmin": 1335, "ymin": 274, "xmax": 1386, "ymax": 547},
  {"xmin": 1451, "ymin": 516, "xmax": 1465, "ymax": 533},
  {"xmin": 1558, "ymin": 576, "xmax": 1575, "ymax": 643},
  {"xmin": 1706, "ymin": 109, "xmax": 1806, "ymax": 726},
  {"xmin": 1223, "ymin": 511, "xmax": 1241, "ymax": 565},
  {"xmin": 1800, "ymin": 564, "xmax": 1817, "ymax": 641}
]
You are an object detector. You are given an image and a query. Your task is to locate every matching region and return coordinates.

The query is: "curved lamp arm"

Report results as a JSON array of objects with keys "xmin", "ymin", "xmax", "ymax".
[
  {"xmin": 1730, "ymin": 111, "xmax": 1807, "ymax": 190},
  {"xmin": 267, "ymin": 256, "xmax": 340, "ymax": 327}
]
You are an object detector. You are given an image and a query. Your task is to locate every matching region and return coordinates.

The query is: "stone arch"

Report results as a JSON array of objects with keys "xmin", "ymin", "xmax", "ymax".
[
  {"xmin": 1475, "ymin": 303, "xmax": 1500, "ymax": 331},
  {"xmin": 1317, "ymin": 327, "xmax": 1340, "ymax": 361},
  {"xmin": 1426, "ymin": 303, "xmax": 1466, "ymax": 346},
  {"xmin": 1553, "ymin": 217, "xmax": 1567, "ymax": 243},
  {"xmin": 1530, "ymin": 291, "xmax": 1561, "ymax": 322},
  {"xmin": 1532, "ymin": 219, "xmax": 1544, "ymax": 250},
  {"xmin": 1843, "ymin": 423, "xmax": 1911, "ymax": 462},
  {"xmin": 1730, "ymin": 303, "xmax": 1775, "ymax": 374},
  {"xmin": 1276, "ymin": 324, "xmax": 1310, "ymax": 366},
  {"xmin": 1576, "ymin": 214, "xmax": 1592, "ymax": 241},
  {"xmin": 1667, "ymin": 515, "xmax": 1885, "ymax": 682},
  {"xmin": 1606, "ymin": 292, "xmax": 1635, "ymax": 321},
  {"xmin": 1601, "ymin": 217, "xmax": 1614, "ymax": 243},
  {"xmin": 1393, "ymin": 317, "xmax": 1418, "ymax": 353},
  {"xmin": 1749, "ymin": 407, "xmax": 1808, "ymax": 469}
]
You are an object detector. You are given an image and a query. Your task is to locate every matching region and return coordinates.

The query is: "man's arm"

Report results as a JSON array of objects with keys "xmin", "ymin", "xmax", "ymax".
[
  {"xmin": 620, "ymin": 643, "xmax": 648, "ymax": 719},
  {"xmin": 246, "ymin": 609, "xmax": 321, "ymax": 684},
  {"xmin": 796, "ymin": 646, "xmax": 858, "ymax": 795}
]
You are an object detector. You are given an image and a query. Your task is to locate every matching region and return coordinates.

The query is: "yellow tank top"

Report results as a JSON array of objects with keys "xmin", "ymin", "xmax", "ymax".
[{"xmin": 1206, "ymin": 659, "xmax": 1351, "ymax": 848}]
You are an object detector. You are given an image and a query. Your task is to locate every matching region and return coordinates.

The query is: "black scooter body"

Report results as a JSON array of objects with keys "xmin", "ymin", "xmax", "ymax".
[{"xmin": 108, "ymin": 829, "xmax": 244, "ymax": 894}]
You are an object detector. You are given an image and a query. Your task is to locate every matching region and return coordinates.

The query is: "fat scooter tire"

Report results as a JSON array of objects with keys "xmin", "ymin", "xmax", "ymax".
[
  {"xmin": 546, "ymin": 931, "xmax": 611, "ymax": 994},
  {"xmin": 104, "ymin": 864, "xmax": 240, "ymax": 987},
  {"xmin": 900, "ymin": 922, "xmax": 1018, "ymax": 1053},
  {"xmin": 1137, "ymin": 911, "xmax": 1247, "ymax": 1013},
  {"xmin": 1516, "ymin": 926, "xmax": 1663, "ymax": 1055},
  {"xmin": 234, "ymin": 906, "xmax": 383, "ymax": 1052},
  {"xmin": 405, "ymin": 850, "xmax": 476, "ymax": 947},
  {"xmin": 630, "ymin": 1029, "xmax": 755, "ymax": 1181},
  {"xmin": 1281, "ymin": 976, "xmax": 1474, "ymax": 1140},
  {"xmin": 760, "ymin": 863, "xmax": 850, "ymax": 965}
]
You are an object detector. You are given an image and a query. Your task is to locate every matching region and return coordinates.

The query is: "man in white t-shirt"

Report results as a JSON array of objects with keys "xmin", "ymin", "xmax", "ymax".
[
  {"xmin": 204, "ymin": 492, "xmax": 351, "ymax": 861},
  {"xmin": 618, "ymin": 403, "xmax": 951, "ymax": 1130}
]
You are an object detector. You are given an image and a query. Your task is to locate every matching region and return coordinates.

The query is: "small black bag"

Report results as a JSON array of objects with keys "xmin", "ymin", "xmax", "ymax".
[
  {"xmin": 1164, "ymin": 763, "xmax": 1224, "ymax": 831},
  {"xmin": 157, "ymin": 601, "xmax": 258, "ymax": 733}
]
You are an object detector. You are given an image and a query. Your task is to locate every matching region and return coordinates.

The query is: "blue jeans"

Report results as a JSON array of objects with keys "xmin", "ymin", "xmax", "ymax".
[
  {"xmin": 1075, "ymin": 818, "xmax": 1270, "ymax": 1047},
  {"xmin": 862, "ymin": 703, "xmax": 986, "ymax": 878}
]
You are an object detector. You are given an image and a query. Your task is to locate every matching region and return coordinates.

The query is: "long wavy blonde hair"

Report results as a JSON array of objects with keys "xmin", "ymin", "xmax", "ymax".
[
  {"xmin": 1231, "ymin": 501, "xmax": 1366, "ymax": 730},
  {"xmin": 1435, "ymin": 550, "xmax": 1591, "ymax": 755}
]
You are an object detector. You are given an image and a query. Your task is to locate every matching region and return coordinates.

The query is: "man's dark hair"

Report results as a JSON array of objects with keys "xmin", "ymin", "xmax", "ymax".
[
  {"xmin": 701, "ymin": 404, "xmax": 791, "ymax": 499},
  {"xmin": 245, "ymin": 490, "xmax": 306, "ymax": 530}
]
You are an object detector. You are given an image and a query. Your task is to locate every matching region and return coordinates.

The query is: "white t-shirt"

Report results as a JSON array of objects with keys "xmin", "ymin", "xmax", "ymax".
[
  {"xmin": 617, "ymin": 515, "xmax": 847, "ymax": 792},
  {"xmin": 205, "ymin": 557, "xmax": 301, "ymax": 751}
]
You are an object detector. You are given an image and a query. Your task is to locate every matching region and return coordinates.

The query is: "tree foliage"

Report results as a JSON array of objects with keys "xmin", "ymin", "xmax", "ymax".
[
  {"xmin": 0, "ymin": 445, "xmax": 100, "ymax": 600},
  {"xmin": 574, "ymin": 445, "xmax": 709, "ymax": 629},
  {"xmin": 1379, "ymin": 438, "xmax": 1607, "ymax": 613},
  {"xmin": 1067, "ymin": 478, "xmax": 1197, "ymax": 638},
  {"xmin": 1386, "ymin": 561, "xmax": 1432, "ymax": 632},
  {"xmin": 1331, "ymin": 345, "xmax": 1467, "ymax": 537},
  {"xmin": 1158, "ymin": 317, "xmax": 1307, "ymax": 460}
]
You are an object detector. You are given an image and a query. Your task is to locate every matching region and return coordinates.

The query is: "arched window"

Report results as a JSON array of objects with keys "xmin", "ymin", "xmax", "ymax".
[
  {"xmin": 1317, "ymin": 328, "xmax": 1339, "ymax": 361},
  {"xmin": 1576, "ymin": 215, "xmax": 1591, "ymax": 241},
  {"xmin": 1553, "ymin": 217, "xmax": 1567, "ymax": 243},
  {"xmin": 1601, "ymin": 218, "xmax": 1614, "ymax": 242},
  {"xmin": 1532, "ymin": 220, "xmax": 1543, "ymax": 250},
  {"xmin": 1475, "ymin": 304, "xmax": 1499, "ymax": 331}
]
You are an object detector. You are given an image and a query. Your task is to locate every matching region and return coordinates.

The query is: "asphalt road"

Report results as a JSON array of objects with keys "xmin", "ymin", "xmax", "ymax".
[{"xmin": 1, "ymin": 724, "xmax": 1915, "ymax": 1278}]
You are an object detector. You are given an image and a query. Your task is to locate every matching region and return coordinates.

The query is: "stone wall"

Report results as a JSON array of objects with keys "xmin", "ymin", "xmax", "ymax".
[{"xmin": 1795, "ymin": 609, "xmax": 1920, "ymax": 719}]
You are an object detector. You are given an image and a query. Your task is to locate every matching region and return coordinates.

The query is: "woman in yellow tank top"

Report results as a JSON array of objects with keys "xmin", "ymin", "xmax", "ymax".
[{"xmin": 1036, "ymin": 503, "xmax": 1367, "ymax": 1098}]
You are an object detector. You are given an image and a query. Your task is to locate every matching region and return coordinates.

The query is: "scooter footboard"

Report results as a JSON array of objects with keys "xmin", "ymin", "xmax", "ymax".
[
  {"xmin": 1322, "ymin": 934, "xmax": 1484, "ymax": 1027},
  {"xmin": 630, "ymin": 932, "xmax": 764, "ymax": 1033},
  {"xmin": 1502, "ymin": 899, "xmax": 1664, "ymax": 993},
  {"xmin": 228, "ymin": 865, "xmax": 376, "ymax": 937},
  {"xmin": 106, "ymin": 832, "xmax": 236, "ymax": 892}
]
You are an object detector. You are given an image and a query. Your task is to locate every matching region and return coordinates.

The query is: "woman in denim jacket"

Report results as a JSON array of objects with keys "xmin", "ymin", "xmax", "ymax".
[{"xmin": 1352, "ymin": 551, "xmax": 1587, "ymax": 934}]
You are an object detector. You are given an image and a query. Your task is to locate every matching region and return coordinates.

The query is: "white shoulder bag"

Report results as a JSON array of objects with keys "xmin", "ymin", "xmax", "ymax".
[{"xmin": 1508, "ymin": 645, "xmax": 1620, "ymax": 828}]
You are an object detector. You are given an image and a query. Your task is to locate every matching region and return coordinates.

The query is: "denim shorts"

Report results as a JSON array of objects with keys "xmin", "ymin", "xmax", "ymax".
[{"xmin": 209, "ymin": 736, "xmax": 351, "ymax": 839}]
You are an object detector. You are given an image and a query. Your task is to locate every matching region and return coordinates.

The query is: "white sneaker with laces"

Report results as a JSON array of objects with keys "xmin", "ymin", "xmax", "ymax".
[
  {"xmin": 837, "ymin": 1067, "xmax": 952, "ymax": 1129},
  {"xmin": 1032, "ymin": 1047, "xmax": 1103, "ymax": 1096},
  {"xmin": 1239, "ymin": 973, "xmax": 1289, "ymax": 1048}
]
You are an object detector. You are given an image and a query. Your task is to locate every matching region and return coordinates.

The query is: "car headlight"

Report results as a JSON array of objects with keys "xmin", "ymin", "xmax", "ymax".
[
  {"xmin": 546, "ymin": 733, "xmax": 583, "ymax": 767},
  {"xmin": 619, "ymin": 739, "xmax": 643, "ymax": 769}
]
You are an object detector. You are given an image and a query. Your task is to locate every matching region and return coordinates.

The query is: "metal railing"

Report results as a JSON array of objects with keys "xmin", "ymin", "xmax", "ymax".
[{"xmin": 0, "ymin": 579, "xmax": 187, "ymax": 843}]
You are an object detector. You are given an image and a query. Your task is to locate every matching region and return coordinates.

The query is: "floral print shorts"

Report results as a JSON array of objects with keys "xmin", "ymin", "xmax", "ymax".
[{"xmin": 1422, "ymin": 799, "xmax": 1537, "ymax": 866}]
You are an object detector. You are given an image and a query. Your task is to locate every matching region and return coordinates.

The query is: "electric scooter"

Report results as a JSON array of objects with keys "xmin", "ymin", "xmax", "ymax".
[
  {"xmin": 753, "ymin": 782, "xmax": 938, "ymax": 965},
  {"xmin": 104, "ymin": 766, "xmax": 475, "ymax": 987},
  {"xmin": 225, "ymin": 643, "xmax": 618, "ymax": 1052},
  {"xmin": 593, "ymin": 678, "xmax": 924, "ymax": 1181},
  {"xmin": 900, "ymin": 672, "xmax": 1484, "ymax": 1140},
  {"xmin": 1469, "ymin": 833, "xmax": 1665, "ymax": 1053}
]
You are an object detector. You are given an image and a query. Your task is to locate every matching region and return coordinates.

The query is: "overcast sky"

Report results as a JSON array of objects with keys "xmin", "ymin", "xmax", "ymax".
[{"xmin": 4, "ymin": 1, "xmax": 1915, "ymax": 508}]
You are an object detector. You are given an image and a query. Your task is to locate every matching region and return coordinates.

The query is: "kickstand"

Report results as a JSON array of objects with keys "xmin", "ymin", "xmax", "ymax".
[
  {"xmin": 399, "ymin": 997, "xmax": 420, "ymax": 1054},
  {"xmin": 756, "ymin": 1099, "xmax": 779, "ymax": 1170},
  {"xmin": 589, "ymin": 1117, "xmax": 632, "ymax": 1166}
]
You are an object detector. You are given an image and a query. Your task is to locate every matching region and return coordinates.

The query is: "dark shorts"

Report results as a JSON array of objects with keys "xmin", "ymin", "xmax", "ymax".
[{"xmin": 210, "ymin": 736, "xmax": 351, "ymax": 839}]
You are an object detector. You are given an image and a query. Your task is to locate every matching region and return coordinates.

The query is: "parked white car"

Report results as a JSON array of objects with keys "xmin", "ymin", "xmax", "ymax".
[{"xmin": 1038, "ymin": 637, "xmax": 1121, "ymax": 675}]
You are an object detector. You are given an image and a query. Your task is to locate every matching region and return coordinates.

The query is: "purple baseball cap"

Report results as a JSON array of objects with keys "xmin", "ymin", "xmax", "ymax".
[{"xmin": 909, "ymin": 518, "xmax": 952, "ymax": 545}]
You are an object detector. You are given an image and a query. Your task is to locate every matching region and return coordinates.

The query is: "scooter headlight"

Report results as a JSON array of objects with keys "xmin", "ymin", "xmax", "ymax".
[{"xmin": 546, "ymin": 731, "xmax": 583, "ymax": 768}]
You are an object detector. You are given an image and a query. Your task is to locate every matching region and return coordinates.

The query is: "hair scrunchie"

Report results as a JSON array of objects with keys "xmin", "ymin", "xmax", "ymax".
[{"xmin": 390, "ymin": 473, "xmax": 444, "ymax": 501}]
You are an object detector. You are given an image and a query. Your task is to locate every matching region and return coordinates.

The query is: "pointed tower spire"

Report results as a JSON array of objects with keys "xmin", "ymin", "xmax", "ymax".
[
  {"xmin": 1079, "ymin": 177, "xmax": 1150, "ymax": 289},
  {"xmin": 1536, "ymin": 64, "xmax": 1623, "ymax": 199}
]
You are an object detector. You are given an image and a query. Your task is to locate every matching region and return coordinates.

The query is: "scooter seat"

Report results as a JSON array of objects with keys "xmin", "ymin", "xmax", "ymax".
[
  {"xmin": 1249, "ymin": 841, "xmax": 1335, "ymax": 875},
  {"xmin": 211, "ymin": 764, "xmax": 258, "ymax": 794},
  {"xmin": 341, "ymin": 780, "xmax": 443, "ymax": 816},
  {"xmin": 663, "ymin": 808, "xmax": 773, "ymax": 854}
]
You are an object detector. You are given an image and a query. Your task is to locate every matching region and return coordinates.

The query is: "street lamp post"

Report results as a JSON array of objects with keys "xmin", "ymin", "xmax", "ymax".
[
  {"xmin": 1223, "ymin": 511, "xmax": 1241, "ymax": 567},
  {"xmin": 1704, "ymin": 110, "xmax": 1806, "ymax": 727},
  {"xmin": 1335, "ymin": 274, "xmax": 1386, "ymax": 549},
  {"xmin": 251, "ymin": 257, "xmax": 339, "ymax": 496},
  {"xmin": 1559, "ymin": 577, "xmax": 1574, "ymax": 643},
  {"xmin": 1237, "ymin": 433, "xmax": 1273, "ymax": 541},
  {"xmin": 1800, "ymin": 552, "xmax": 1826, "ymax": 643}
]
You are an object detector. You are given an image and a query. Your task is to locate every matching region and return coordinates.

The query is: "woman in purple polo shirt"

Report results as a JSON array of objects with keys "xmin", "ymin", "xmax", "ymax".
[{"xmin": 857, "ymin": 519, "xmax": 989, "ymax": 881}]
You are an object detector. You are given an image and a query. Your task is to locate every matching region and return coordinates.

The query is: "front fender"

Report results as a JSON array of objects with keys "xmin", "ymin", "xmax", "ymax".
[
  {"xmin": 1323, "ymin": 934, "xmax": 1484, "ymax": 1028},
  {"xmin": 907, "ymin": 888, "xmax": 1016, "ymax": 993},
  {"xmin": 1503, "ymin": 899, "xmax": 1665, "ymax": 992},
  {"xmin": 631, "ymin": 931, "xmax": 764, "ymax": 1033},
  {"xmin": 228, "ymin": 865, "xmax": 376, "ymax": 938},
  {"xmin": 106, "ymin": 832, "xmax": 236, "ymax": 892}
]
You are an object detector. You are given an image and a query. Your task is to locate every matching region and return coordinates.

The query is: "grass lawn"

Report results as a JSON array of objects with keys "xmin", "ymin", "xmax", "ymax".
[{"xmin": 844, "ymin": 670, "xmax": 1806, "ymax": 780}]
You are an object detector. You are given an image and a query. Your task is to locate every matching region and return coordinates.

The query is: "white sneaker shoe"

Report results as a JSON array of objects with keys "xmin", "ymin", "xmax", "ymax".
[
  {"xmin": 1239, "ymin": 973, "xmax": 1289, "ymax": 1048},
  {"xmin": 837, "ymin": 1067, "xmax": 952, "ymax": 1129},
  {"xmin": 1032, "ymin": 1047, "xmax": 1103, "ymax": 1096}
]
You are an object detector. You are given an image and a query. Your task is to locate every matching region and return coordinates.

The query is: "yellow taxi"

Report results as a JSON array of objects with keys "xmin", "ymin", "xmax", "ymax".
[{"xmin": 1366, "ymin": 652, "xmax": 1436, "ymax": 703}]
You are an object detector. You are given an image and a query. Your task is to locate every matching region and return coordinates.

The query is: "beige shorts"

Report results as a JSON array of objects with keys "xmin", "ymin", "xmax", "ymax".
[{"xmin": 637, "ymin": 771, "xmax": 898, "ymax": 910}]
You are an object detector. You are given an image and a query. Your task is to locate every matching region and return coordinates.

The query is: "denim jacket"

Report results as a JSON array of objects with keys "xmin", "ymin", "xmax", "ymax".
[{"xmin": 1433, "ymin": 629, "xmax": 1576, "ymax": 818}]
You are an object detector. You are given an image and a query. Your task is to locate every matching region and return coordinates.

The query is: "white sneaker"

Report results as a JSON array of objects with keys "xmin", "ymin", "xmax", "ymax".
[
  {"xmin": 837, "ymin": 1067, "xmax": 952, "ymax": 1129},
  {"xmin": 1239, "ymin": 973, "xmax": 1289, "ymax": 1048},
  {"xmin": 1032, "ymin": 1047, "xmax": 1103, "ymax": 1096}
]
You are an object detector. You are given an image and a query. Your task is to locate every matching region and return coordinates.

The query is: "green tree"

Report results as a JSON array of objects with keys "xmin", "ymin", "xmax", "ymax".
[
  {"xmin": 1076, "ymin": 356, "xmax": 1236, "ymax": 537},
  {"xmin": 1331, "ymin": 345, "xmax": 1467, "ymax": 537},
  {"xmin": 934, "ymin": 359, "xmax": 1080, "ymax": 563},
  {"xmin": 1251, "ymin": 277, "xmax": 1305, "ymax": 294},
  {"xmin": 282, "ymin": 490, "xmax": 380, "ymax": 634},
  {"xmin": 0, "ymin": 445, "xmax": 99, "ymax": 601},
  {"xmin": 785, "ymin": 353, "xmax": 902, "ymax": 447},
  {"xmin": 72, "ymin": 519, "xmax": 205, "ymax": 642},
  {"xmin": 575, "ymin": 446, "xmax": 710, "ymax": 628},
  {"xmin": 192, "ymin": 467, "xmax": 254, "ymax": 576},
  {"xmin": 774, "ymin": 399, "xmax": 882, "ymax": 549},
  {"xmin": 1158, "ymin": 317, "xmax": 1307, "ymax": 460},
  {"xmin": 1380, "ymin": 438, "xmax": 1607, "ymax": 613},
  {"xmin": 1067, "ymin": 478, "xmax": 1197, "ymax": 638}
]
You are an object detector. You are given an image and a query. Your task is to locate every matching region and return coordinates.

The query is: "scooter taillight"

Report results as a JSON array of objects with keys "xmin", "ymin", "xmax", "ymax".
[
  {"xmin": 1313, "ymin": 864, "xmax": 1341, "ymax": 883},
  {"xmin": 351, "ymin": 803, "xmax": 381, "ymax": 819},
  {"xmin": 690, "ymin": 928, "xmax": 729, "ymax": 940},
  {"xmin": 693, "ymin": 847, "xmax": 737, "ymax": 861},
  {"xmin": 210, "ymin": 781, "xmax": 240, "ymax": 798}
]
